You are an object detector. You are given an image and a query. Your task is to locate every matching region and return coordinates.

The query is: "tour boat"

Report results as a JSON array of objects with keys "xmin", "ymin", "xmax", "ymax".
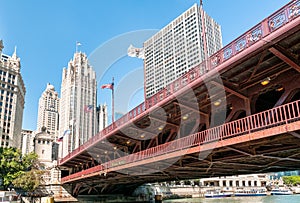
[
  {"xmin": 234, "ymin": 188, "xmax": 267, "ymax": 196},
  {"xmin": 270, "ymin": 188, "xmax": 293, "ymax": 195},
  {"xmin": 204, "ymin": 189, "xmax": 233, "ymax": 198}
]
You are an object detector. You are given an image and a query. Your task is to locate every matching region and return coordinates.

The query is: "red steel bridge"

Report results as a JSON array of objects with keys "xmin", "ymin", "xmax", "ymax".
[{"xmin": 59, "ymin": 0, "xmax": 300, "ymax": 195}]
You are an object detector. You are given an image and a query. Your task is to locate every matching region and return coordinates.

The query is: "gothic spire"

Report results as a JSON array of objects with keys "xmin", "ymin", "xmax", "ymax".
[{"xmin": 12, "ymin": 46, "xmax": 17, "ymax": 59}]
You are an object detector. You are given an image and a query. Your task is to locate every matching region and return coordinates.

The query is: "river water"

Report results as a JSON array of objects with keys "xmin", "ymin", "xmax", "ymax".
[
  {"xmin": 78, "ymin": 194, "xmax": 300, "ymax": 202},
  {"xmin": 163, "ymin": 195, "xmax": 300, "ymax": 203}
]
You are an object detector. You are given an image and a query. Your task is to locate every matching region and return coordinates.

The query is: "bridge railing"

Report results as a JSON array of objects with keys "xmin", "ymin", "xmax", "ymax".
[
  {"xmin": 61, "ymin": 99, "xmax": 300, "ymax": 182},
  {"xmin": 59, "ymin": 0, "xmax": 300, "ymax": 165},
  {"xmin": 106, "ymin": 100, "xmax": 299, "ymax": 169}
]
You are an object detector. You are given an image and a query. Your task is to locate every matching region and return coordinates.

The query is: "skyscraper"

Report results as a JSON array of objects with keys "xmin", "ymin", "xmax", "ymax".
[
  {"xmin": 37, "ymin": 83, "xmax": 60, "ymax": 136},
  {"xmin": 59, "ymin": 52, "xmax": 97, "ymax": 157},
  {"xmin": 0, "ymin": 40, "xmax": 26, "ymax": 148},
  {"xmin": 143, "ymin": 4, "xmax": 222, "ymax": 98},
  {"xmin": 96, "ymin": 104, "xmax": 108, "ymax": 133}
]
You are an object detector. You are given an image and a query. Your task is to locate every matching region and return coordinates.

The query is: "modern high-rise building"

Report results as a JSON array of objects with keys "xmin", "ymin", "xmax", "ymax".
[
  {"xmin": 0, "ymin": 40, "xmax": 26, "ymax": 148},
  {"xmin": 37, "ymin": 83, "xmax": 60, "ymax": 136},
  {"xmin": 59, "ymin": 52, "xmax": 97, "ymax": 157},
  {"xmin": 96, "ymin": 104, "xmax": 108, "ymax": 133},
  {"xmin": 143, "ymin": 4, "xmax": 222, "ymax": 98}
]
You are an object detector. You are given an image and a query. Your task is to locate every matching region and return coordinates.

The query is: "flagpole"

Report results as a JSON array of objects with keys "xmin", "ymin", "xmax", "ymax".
[
  {"xmin": 101, "ymin": 80, "xmax": 114, "ymax": 123},
  {"xmin": 76, "ymin": 41, "xmax": 81, "ymax": 53},
  {"xmin": 112, "ymin": 77, "xmax": 115, "ymax": 123}
]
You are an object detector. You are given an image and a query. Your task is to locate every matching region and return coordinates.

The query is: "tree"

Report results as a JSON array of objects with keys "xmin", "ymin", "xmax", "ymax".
[
  {"xmin": 0, "ymin": 147, "xmax": 39, "ymax": 190},
  {"xmin": 12, "ymin": 170, "xmax": 44, "ymax": 192},
  {"xmin": 283, "ymin": 176, "xmax": 300, "ymax": 186}
]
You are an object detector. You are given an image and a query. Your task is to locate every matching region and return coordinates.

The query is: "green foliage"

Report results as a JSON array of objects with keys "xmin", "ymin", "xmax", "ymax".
[
  {"xmin": 12, "ymin": 170, "xmax": 44, "ymax": 192},
  {"xmin": 0, "ymin": 147, "xmax": 39, "ymax": 189},
  {"xmin": 22, "ymin": 152, "xmax": 39, "ymax": 170},
  {"xmin": 282, "ymin": 176, "xmax": 300, "ymax": 186}
]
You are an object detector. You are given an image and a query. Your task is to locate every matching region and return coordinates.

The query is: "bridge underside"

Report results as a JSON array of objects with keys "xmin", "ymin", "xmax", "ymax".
[
  {"xmin": 60, "ymin": 2, "xmax": 300, "ymax": 196},
  {"xmin": 68, "ymin": 122, "xmax": 300, "ymax": 195}
]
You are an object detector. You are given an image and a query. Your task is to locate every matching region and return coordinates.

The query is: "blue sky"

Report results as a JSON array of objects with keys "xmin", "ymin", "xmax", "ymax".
[{"xmin": 0, "ymin": 0, "xmax": 291, "ymax": 131}]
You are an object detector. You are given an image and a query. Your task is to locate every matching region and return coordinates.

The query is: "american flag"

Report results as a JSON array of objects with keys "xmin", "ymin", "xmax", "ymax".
[
  {"xmin": 84, "ymin": 105, "xmax": 93, "ymax": 113},
  {"xmin": 57, "ymin": 129, "xmax": 70, "ymax": 142},
  {"xmin": 101, "ymin": 83, "xmax": 114, "ymax": 90}
]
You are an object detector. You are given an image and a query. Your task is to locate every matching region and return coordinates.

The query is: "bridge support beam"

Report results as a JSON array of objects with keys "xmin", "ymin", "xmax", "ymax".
[{"xmin": 269, "ymin": 46, "xmax": 300, "ymax": 72}]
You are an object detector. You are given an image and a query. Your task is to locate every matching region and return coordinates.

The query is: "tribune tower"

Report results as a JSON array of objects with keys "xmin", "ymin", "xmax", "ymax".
[{"xmin": 59, "ymin": 52, "xmax": 97, "ymax": 157}]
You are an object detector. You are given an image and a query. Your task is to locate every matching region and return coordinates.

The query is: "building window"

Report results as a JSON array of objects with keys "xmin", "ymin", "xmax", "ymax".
[{"xmin": 42, "ymin": 149, "xmax": 45, "ymax": 154}]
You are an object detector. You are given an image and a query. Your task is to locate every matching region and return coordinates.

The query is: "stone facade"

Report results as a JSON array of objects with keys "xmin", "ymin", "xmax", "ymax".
[
  {"xmin": 37, "ymin": 83, "xmax": 59, "ymax": 137},
  {"xmin": 0, "ymin": 40, "xmax": 26, "ymax": 148},
  {"xmin": 59, "ymin": 52, "xmax": 97, "ymax": 157}
]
